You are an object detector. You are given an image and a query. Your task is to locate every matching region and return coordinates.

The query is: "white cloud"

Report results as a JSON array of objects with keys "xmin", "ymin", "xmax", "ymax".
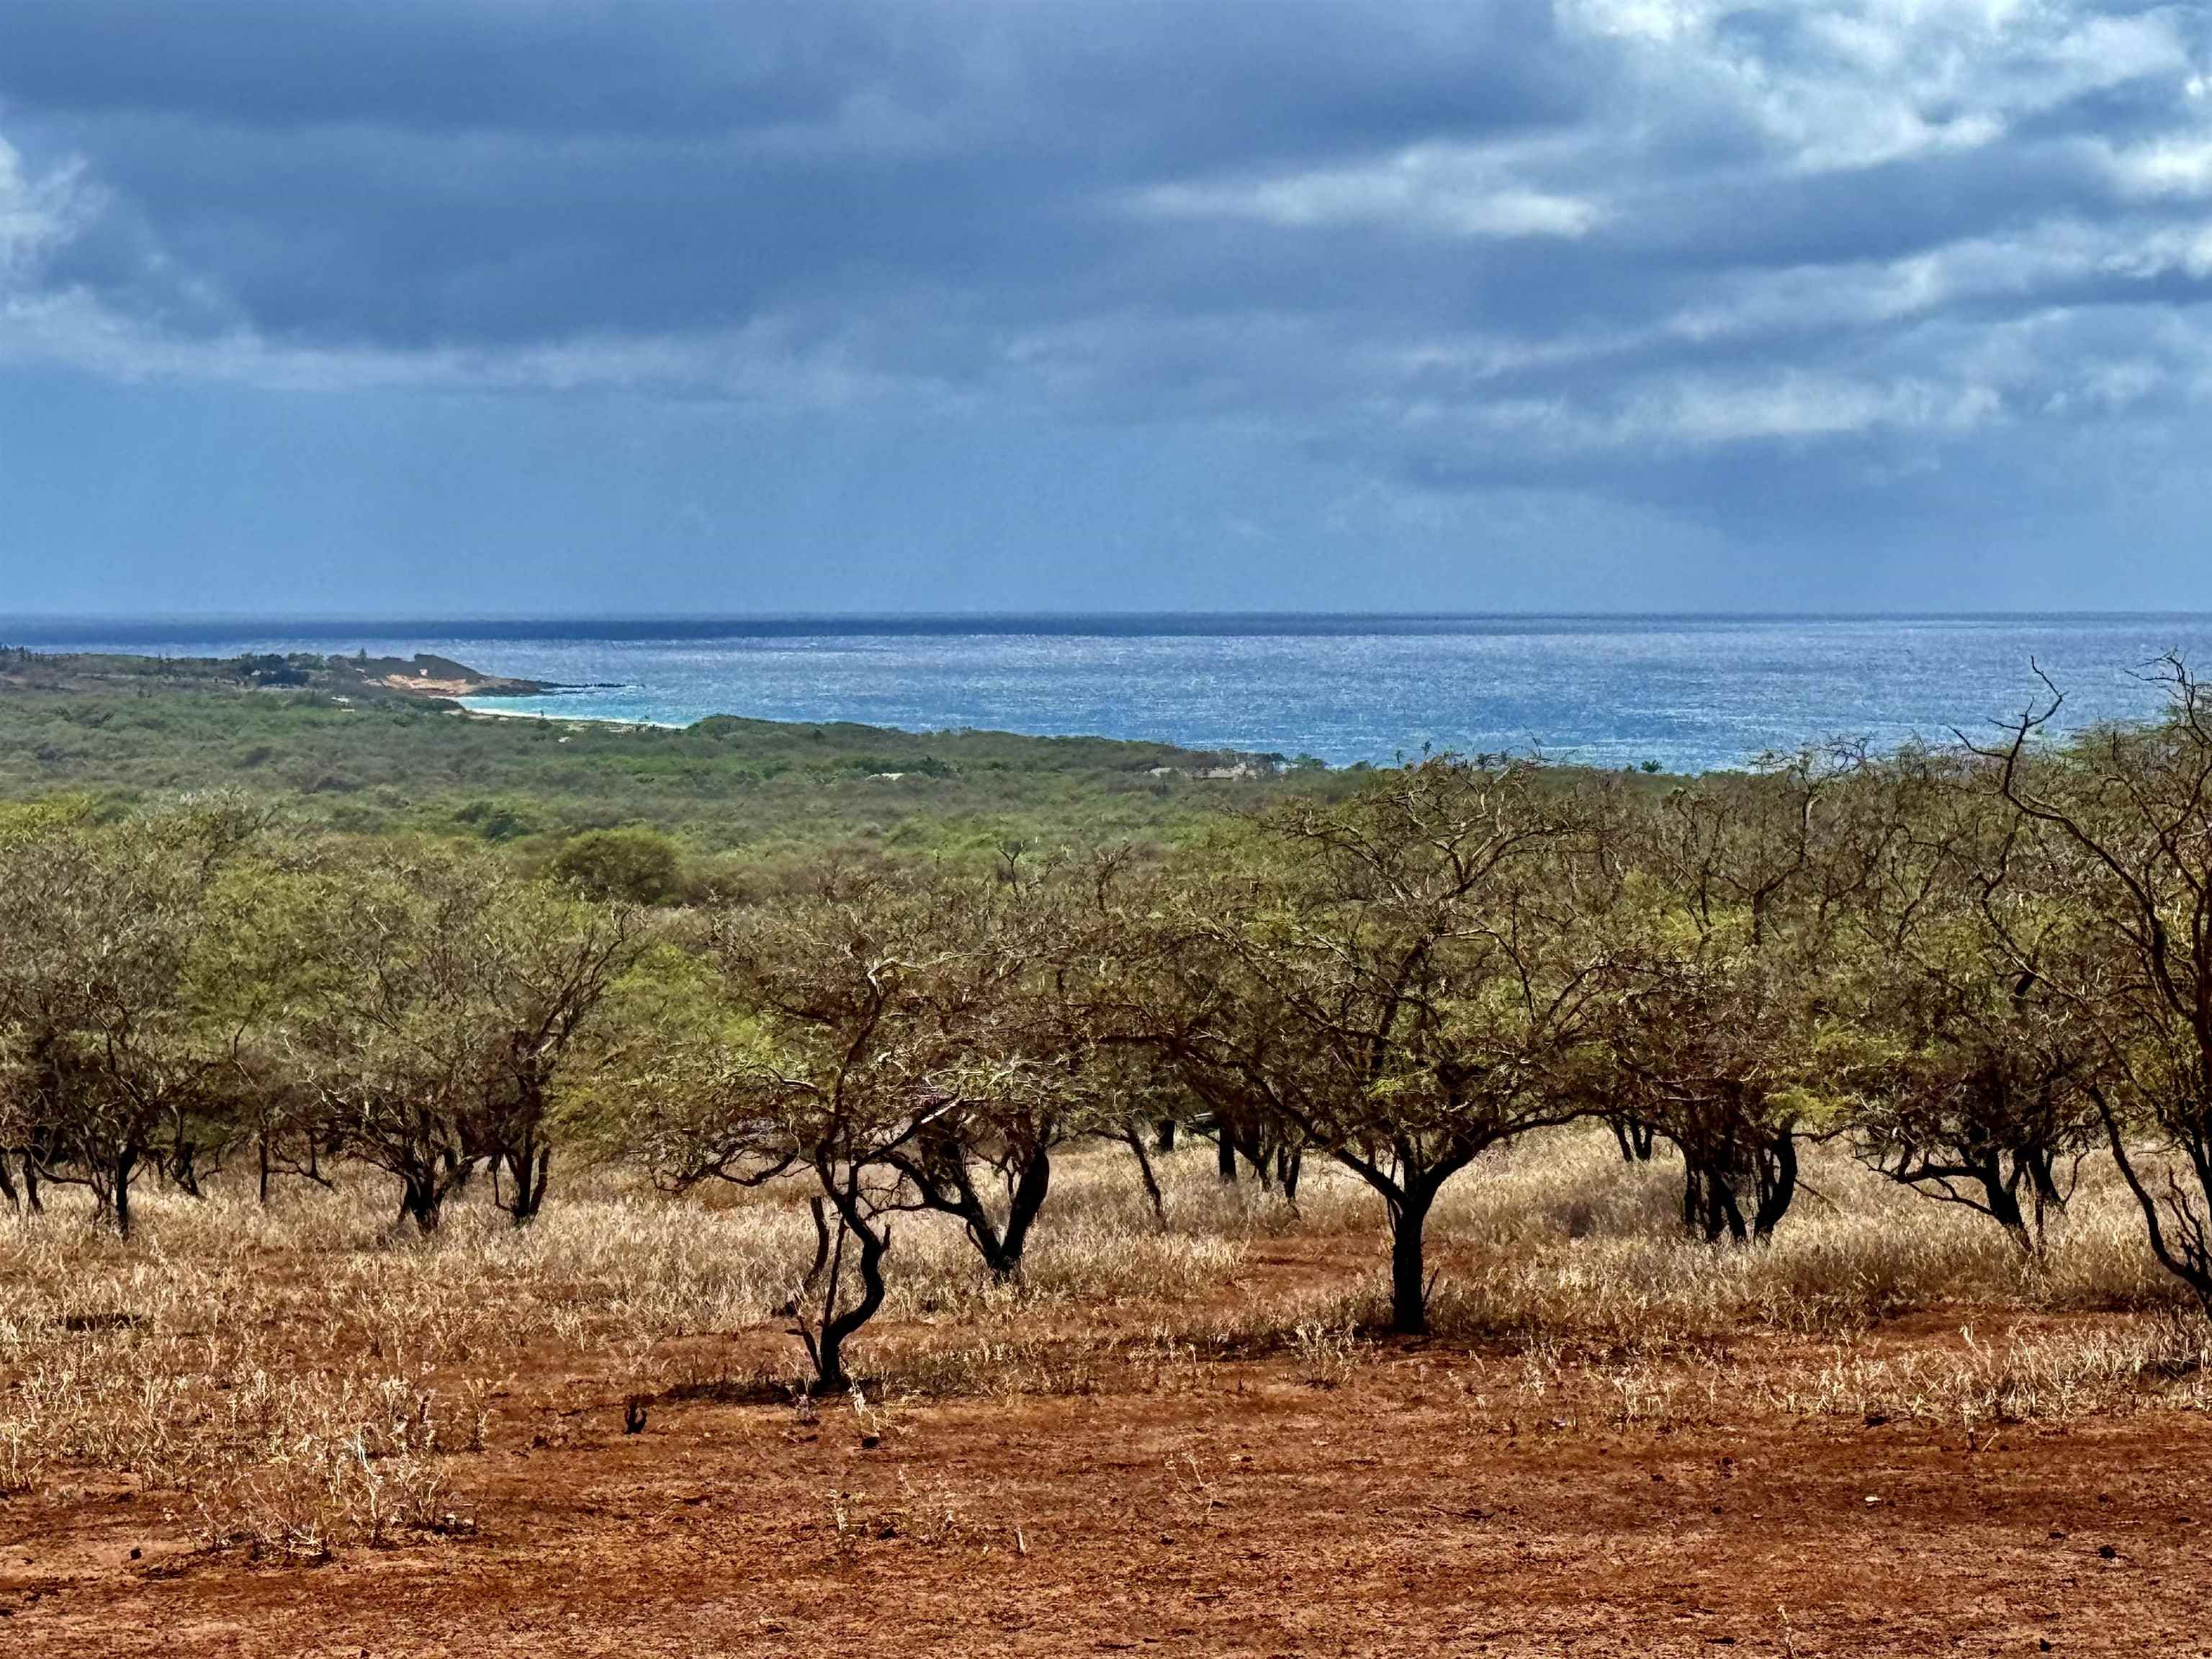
[
  {"xmin": 1659, "ymin": 216, "xmax": 2212, "ymax": 351},
  {"xmin": 2109, "ymin": 136, "xmax": 2212, "ymax": 199},
  {"xmin": 0, "ymin": 136, "xmax": 99, "ymax": 290},
  {"xmin": 1573, "ymin": 0, "xmax": 2194, "ymax": 175},
  {"xmin": 0, "ymin": 271, "xmax": 958, "ymax": 410},
  {"xmin": 1437, "ymin": 372, "xmax": 2005, "ymax": 452},
  {"xmin": 1644, "ymin": 374, "xmax": 2002, "ymax": 444},
  {"xmin": 1133, "ymin": 143, "xmax": 1603, "ymax": 240}
]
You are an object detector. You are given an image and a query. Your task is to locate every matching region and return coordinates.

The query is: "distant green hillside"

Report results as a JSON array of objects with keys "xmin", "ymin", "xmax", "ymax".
[{"xmin": 0, "ymin": 647, "xmax": 1340, "ymax": 866}]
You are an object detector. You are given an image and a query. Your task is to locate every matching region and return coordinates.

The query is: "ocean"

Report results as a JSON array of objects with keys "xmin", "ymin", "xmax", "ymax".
[{"xmin": 10, "ymin": 613, "xmax": 2212, "ymax": 774}]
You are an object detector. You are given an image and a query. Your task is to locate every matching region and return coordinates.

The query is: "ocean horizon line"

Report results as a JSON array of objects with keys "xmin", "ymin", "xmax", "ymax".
[{"xmin": 9, "ymin": 608, "xmax": 2212, "ymax": 647}]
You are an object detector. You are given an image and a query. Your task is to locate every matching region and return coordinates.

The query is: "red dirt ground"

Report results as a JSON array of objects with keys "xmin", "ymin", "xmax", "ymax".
[{"xmin": 5, "ymin": 1339, "xmax": 2211, "ymax": 1658}]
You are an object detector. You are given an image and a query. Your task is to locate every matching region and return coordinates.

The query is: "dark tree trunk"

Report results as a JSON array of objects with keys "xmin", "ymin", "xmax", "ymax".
[
  {"xmin": 1680, "ymin": 1132, "xmax": 1795, "ymax": 1245},
  {"xmin": 170, "ymin": 1141, "xmax": 202, "ymax": 1199},
  {"xmin": 112, "ymin": 1148, "xmax": 138, "ymax": 1239},
  {"xmin": 491, "ymin": 1072, "xmax": 556, "ymax": 1224},
  {"xmin": 2028, "ymin": 1148, "xmax": 2064, "ymax": 1208},
  {"xmin": 1388, "ymin": 1181, "xmax": 1438, "ymax": 1336},
  {"xmin": 1987, "ymin": 1181, "xmax": 2032, "ymax": 1253},
  {"xmin": 1968, "ymin": 1149, "xmax": 2034, "ymax": 1251},
  {"xmin": 399, "ymin": 1166, "xmax": 444, "ymax": 1233},
  {"xmin": 501, "ymin": 1142, "xmax": 553, "ymax": 1224},
  {"xmin": 1156, "ymin": 1118, "xmax": 1178, "ymax": 1154},
  {"xmin": 806, "ymin": 1196, "xmax": 832, "ymax": 1287},
  {"xmin": 1238, "ymin": 1125, "xmax": 1271, "ymax": 1190},
  {"xmin": 1750, "ymin": 1134, "xmax": 1797, "ymax": 1241},
  {"xmin": 988, "ymin": 1141, "xmax": 1053, "ymax": 1277},
  {"xmin": 1611, "ymin": 1117, "xmax": 1657, "ymax": 1162},
  {"xmin": 1711, "ymin": 1179, "xmax": 1747, "ymax": 1244},
  {"xmin": 1275, "ymin": 1141, "xmax": 1303, "ymax": 1204},
  {"xmin": 2026, "ymin": 1148, "xmax": 2065, "ymax": 1245},
  {"xmin": 896, "ymin": 1131, "xmax": 1055, "ymax": 1279},
  {"xmin": 1122, "ymin": 1129, "xmax": 1167, "ymax": 1229},
  {"xmin": 809, "ymin": 1184, "xmax": 890, "ymax": 1395},
  {"xmin": 1684, "ymin": 1161, "xmax": 1749, "ymax": 1244},
  {"xmin": 1216, "ymin": 1129, "xmax": 1238, "ymax": 1184}
]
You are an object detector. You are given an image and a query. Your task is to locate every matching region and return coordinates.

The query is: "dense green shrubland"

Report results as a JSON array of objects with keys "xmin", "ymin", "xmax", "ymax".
[{"xmin": 0, "ymin": 651, "xmax": 1328, "ymax": 867}]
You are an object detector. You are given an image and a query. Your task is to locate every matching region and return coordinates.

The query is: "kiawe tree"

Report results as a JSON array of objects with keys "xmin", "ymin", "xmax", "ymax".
[
  {"xmin": 1973, "ymin": 659, "xmax": 2212, "ymax": 1310},
  {"xmin": 284, "ymin": 848, "xmax": 639, "ymax": 1231},
  {"xmin": 0, "ymin": 799, "xmax": 269, "ymax": 1235},
  {"xmin": 859, "ymin": 863, "xmax": 1112, "ymax": 1279},
  {"xmin": 285, "ymin": 858, "xmax": 484, "ymax": 1232},
  {"xmin": 468, "ymin": 883, "xmax": 644, "ymax": 1222},
  {"xmin": 626, "ymin": 858, "xmax": 1110, "ymax": 1388},
  {"xmin": 1604, "ymin": 750, "xmax": 1871, "ymax": 1244},
  {"xmin": 1842, "ymin": 750, "xmax": 2098, "ymax": 1251},
  {"xmin": 1125, "ymin": 758, "xmax": 1617, "ymax": 1335},
  {"xmin": 547, "ymin": 826, "xmax": 686, "ymax": 907}
]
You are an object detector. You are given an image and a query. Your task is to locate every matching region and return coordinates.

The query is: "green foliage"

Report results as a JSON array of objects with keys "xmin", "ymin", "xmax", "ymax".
[
  {"xmin": 0, "ymin": 652, "xmax": 1347, "ymax": 860},
  {"xmin": 0, "ymin": 792, "xmax": 100, "ymax": 843},
  {"xmin": 547, "ymin": 827, "xmax": 685, "ymax": 905},
  {"xmin": 24, "ymin": 644, "xmax": 2212, "ymax": 1324}
]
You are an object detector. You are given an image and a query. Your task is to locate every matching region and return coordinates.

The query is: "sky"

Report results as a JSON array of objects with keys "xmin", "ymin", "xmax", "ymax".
[{"xmin": 2, "ymin": 0, "xmax": 2211, "ymax": 616}]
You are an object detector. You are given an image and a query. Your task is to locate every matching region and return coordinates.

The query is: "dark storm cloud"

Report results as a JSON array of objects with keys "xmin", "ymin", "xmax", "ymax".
[
  {"xmin": 3, "ymin": 0, "xmax": 1597, "ymax": 351},
  {"xmin": 0, "ymin": 1, "xmax": 891, "ymax": 136},
  {"xmin": 3, "ymin": 0, "xmax": 2211, "ymax": 552},
  {"xmin": 3, "ymin": 0, "xmax": 1585, "ymax": 156}
]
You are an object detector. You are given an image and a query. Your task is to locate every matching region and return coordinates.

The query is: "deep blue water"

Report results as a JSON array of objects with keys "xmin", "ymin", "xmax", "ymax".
[{"xmin": 9, "ymin": 613, "xmax": 2211, "ymax": 773}]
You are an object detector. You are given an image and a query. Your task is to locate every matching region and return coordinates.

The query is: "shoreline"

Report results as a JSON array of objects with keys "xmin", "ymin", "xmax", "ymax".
[
  {"xmin": 454, "ymin": 699, "xmax": 689, "ymax": 732},
  {"xmin": 451, "ymin": 696, "xmax": 1302, "ymax": 768}
]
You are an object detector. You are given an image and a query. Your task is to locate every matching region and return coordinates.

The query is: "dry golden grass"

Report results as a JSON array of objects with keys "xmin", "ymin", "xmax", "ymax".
[{"xmin": 0, "ymin": 1126, "xmax": 2204, "ymax": 1558}]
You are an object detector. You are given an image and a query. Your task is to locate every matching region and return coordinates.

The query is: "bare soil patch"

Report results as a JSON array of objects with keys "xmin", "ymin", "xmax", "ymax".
[{"xmin": 7, "ymin": 1316, "xmax": 2212, "ymax": 1654}]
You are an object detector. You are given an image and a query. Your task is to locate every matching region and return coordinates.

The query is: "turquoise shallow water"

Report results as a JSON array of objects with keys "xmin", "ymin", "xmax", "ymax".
[{"xmin": 13, "ymin": 614, "xmax": 2212, "ymax": 773}]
